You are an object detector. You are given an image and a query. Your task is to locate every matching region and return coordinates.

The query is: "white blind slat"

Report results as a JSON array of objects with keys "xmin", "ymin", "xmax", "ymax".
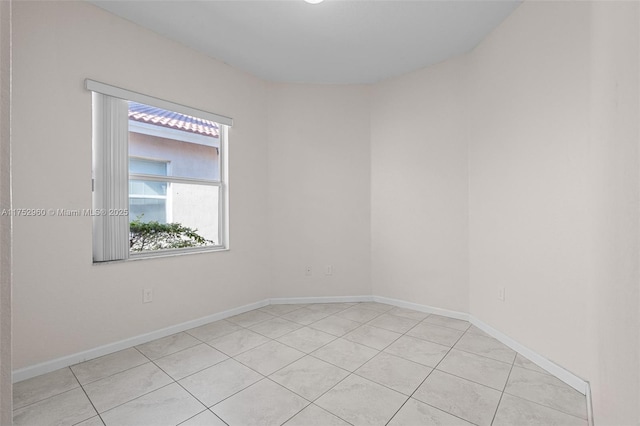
[{"xmin": 92, "ymin": 92, "xmax": 130, "ymax": 262}]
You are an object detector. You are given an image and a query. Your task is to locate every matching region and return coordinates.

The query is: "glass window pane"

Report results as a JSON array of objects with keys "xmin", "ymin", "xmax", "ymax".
[
  {"xmin": 128, "ymin": 101, "xmax": 220, "ymax": 181},
  {"xmin": 129, "ymin": 180, "xmax": 167, "ymax": 197},
  {"xmin": 129, "ymin": 184, "xmax": 219, "ymax": 253},
  {"xmin": 129, "ymin": 198, "xmax": 166, "ymax": 223},
  {"xmin": 129, "ymin": 158, "xmax": 167, "ymax": 176}
]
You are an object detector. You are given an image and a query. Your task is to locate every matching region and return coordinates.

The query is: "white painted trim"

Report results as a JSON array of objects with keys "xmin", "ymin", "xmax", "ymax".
[
  {"xmin": 85, "ymin": 79, "xmax": 233, "ymax": 126},
  {"xmin": 270, "ymin": 295, "xmax": 373, "ymax": 305},
  {"xmin": 372, "ymin": 295, "xmax": 470, "ymax": 321},
  {"xmin": 12, "ymin": 299, "xmax": 268, "ymax": 383},
  {"xmin": 468, "ymin": 316, "xmax": 589, "ymax": 395},
  {"xmin": 585, "ymin": 381, "xmax": 594, "ymax": 426}
]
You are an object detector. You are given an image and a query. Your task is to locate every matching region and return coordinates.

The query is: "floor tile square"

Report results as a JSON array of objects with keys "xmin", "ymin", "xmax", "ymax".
[
  {"xmin": 13, "ymin": 367, "xmax": 79, "ymax": 410},
  {"xmin": 226, "ymin": 309, "xmax": 275, "ymax": 327},
  {"xmin": 309, "ymin": 315, "xmax": 361, "ymax": 337},
  {"xmin": 154, "ymin": 343, "xmax": 228, "ymax": 380},
  {"xmin": 212, "ymin": 379, "xmax": 308, "ymax": 426},
  {"xmin": 386, "ymin": 307, "xmax": 430, "ymax": 321},
  {"xmin": 76, "ymin": 416, "xmax": 105, "ymax": 426},
  {"xmin": 283, "ymin": 307, "xmax": 333, "ymax": 325},
  {"xmin": 344, "ymin": 324, "xmax": 401, "ymax": 350},
  {"xmin": 505, "ymin": 366, "xmax": 587, "ymax": 419},
  {"xmin": 135, "ymin": 332, "xmax": 200, "ymax": 360},
  {"xmin": 355, "ymin": 352, "xmax": 431, "ymax": 395},
  {"xmin": 235, "ymin": 341, "xmax": 305, "ymax": 375},
  {"xmin": 423, "ymin": 314, "xmax": 470, "ymax": 331},
  {"xmin": 71, "ymin": 348, "xmax": 148, "ymax": 385},
  {"xmin": 83, "ymin": 362, "xmax": 172, "ymax": 413},
  {"xmin": 356, "ymin": 302, "xmax": 394, "ymax": 312},
  {"xmin": 180, "ymin": 410, "xmax": 226, "ymax": 426},
  {"xmin": 284, "ymin": 404, "xmax": 350, "ymax": 426},
  {"xmin": 406, "ymin": 322, "xmax": 464, "ymax": 346},
  {"xmin": 384, "ymin": 335, "xmax": 449, "ymax": 367},
  {"xmin": 178, "ymin": 358, "xmax": 263, "ymax": 407},
  {"xmin": 305, "ymin": 303, "xmax": 353, "ymax": 315},
  {"xmin": 312, "ymin": 338, "xmax": 378, "ymax": 371},
  {"xmin": 454, "ymin": 333, "xmax": 516, "ymax": 363},
  {"xmin": 413, "ymin": 370, "xmax": 502, "ymax": 426},
  {"xmin": 13, "ymin": 388, "xmax": 96, "ymax": 426},
  {"xmin": 367, "ymin": 314, "xmax": 419, "ymax": 334},
  {"xmin": 276, "ymin": 327, "xmax": 337, "ymax": 353},
  {"xmin": 514, "ymin": 353, "xmax": 550, "ymax": 375},
  {"xmin": 270, "ymin": 355, "xmax": 350, "ymax": 400},
  {"xmin": 388, "ymin": 398, "xmax": 474, "ymax": 426},
  {"xmin": 335, "ymin": 306, "xmax": 383, "ymax": 323},
  {"xmin": 186, "ymin": 320, "xmax": 241, "ymax": 342},
  {"xmin": 493, "ymin": 394, "xmax": 587, "ymax": 426},
  {"xmin": 315, "ymin": 375, "xmax": 407, "ymax": 426},
  {"xmin": 208, "ymin": 328, "xmax": 271, "ymax": 357},
  {"xmin": 259, "ymin": 304, "xmax": 307, "ymax": 316},
  {"xmin": 437, "ymin": 349, "xmax": 512, "ymax": 390},
  {"xmin": 101, "ymin": 383, "xmax": 205, "ymax": 426},
  {"xmin": 250, "ymin": 317, "xmax": 303, "ymax": 339}
]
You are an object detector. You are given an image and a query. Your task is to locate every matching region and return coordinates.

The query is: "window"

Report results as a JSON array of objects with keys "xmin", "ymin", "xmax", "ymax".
[{"xmin": 88, "ymin": 80, "xmax": 231, "ymax": 262}]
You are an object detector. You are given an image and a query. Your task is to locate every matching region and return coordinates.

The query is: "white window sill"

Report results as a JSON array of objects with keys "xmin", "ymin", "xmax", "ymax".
[{"xmin": 93, "ymin": 246, "xmax": 229, "ymax": 265}]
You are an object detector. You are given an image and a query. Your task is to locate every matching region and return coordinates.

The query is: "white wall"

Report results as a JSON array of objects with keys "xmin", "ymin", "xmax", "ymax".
[
  {"xmin": 11, "ymin": 1, "xmax": 271, "ymax": 369},
  {"xmin": 468, "ymin": 0, "xmax": 594, "ymax": 379},
  {"xmin": 588, "ymin": 2, "xmax": 639, "ymax": 423},
  {"xmin": 267, "ymin": 84, "xmax": 371, "ymax": 298},
  {"xmin": 468, "ymin": 2, "xmax": 640, "ymax": 423},
  {"xmin": 0, "ymin": 0, "xmax": 12, "ymax": 422},
  {"xmin": 370, "ymin": 58, "xmax": 469, "ymax": 312}
]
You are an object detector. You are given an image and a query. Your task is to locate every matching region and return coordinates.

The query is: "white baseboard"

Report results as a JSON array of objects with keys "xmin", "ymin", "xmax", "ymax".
[
  {"xmin": 12, "ymin": 292, "xmax": 593, "ymax": 426},
  {"xmin": 12, "ymin": 299, "xmax": 269, "ymax": 383},
  {"xmin": 270, "ymin": 295, "xmax": 373, "ymax": 304},
  {"xmin": 468, "ymin": 317, "xmax": 589, "ymax": 395},
  {"xmin": 372, "ymin": 296, "xmax": 470, "ymax": 321},
  {"xmin": 371, "ymin": 295, "xmax": 591, "ymax": 404}
]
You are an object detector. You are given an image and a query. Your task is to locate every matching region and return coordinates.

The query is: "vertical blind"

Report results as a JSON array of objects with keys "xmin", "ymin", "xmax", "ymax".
[{"xmin": 92, "ymin": 92, "xmax": 130, "ymax": 262}]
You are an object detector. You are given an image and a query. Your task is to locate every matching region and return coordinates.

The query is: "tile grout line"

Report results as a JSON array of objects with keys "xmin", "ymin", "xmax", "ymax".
[
  {"xmin": 384, "ymin": 321, "xmax": 474, "ymax": 426},
  {"xmin": 68, "ymin": 367, "xmax": 106, "ymax": 426}
]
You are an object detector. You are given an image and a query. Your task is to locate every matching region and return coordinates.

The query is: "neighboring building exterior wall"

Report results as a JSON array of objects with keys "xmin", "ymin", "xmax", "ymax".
[{"xmin": 129, "ymin": 131, "xmax": 220, "ymax": 243}]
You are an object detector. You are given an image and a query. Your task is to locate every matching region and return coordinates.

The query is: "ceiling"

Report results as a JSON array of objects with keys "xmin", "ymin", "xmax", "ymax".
[{"xmin": 90, "ymin": 0, "xmax": 522, "ymax": 85}]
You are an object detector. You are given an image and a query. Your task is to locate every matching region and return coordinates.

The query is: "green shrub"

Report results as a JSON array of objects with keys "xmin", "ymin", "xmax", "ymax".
[{"xmin": 129, "ymin": 217, "xmax": 212, "ymax": 252}]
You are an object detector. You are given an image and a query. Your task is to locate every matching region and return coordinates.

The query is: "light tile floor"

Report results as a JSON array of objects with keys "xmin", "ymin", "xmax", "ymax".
[{"xmin": 13, "ymin": 302, "xmax": 589, "ymax": 426}]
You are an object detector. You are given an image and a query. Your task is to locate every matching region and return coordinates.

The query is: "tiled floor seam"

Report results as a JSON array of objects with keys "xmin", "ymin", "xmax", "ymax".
[
  {"xmin": 501, "ymin": 390, "xmax": 589, "ymax": 421},
  {"xmin": 488, "ymin": 346, "xmax": 517, "ymax": 425},
  {"xmin": 68, "ymin": 367, "xmax": 105, "ymax": 426},
  {"xmin": 384, "ymin": 318, "xmax": 471, "ymax": 425}
]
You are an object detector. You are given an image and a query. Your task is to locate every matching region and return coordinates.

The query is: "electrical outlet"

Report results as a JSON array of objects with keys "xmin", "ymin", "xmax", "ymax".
[
  {"xmin": 325, "ymin": 265, "xmax": 333, "ymax": 275},
  {"xmin": 305, "ymin": 266, "xmax": 312, "ymax": 276},
  {"xmin": 143, "ymin": 288, "xmax": 153, "ymax": 303},
  {"xmin": 498, "ymin": 287, "xmax": 505, "ymax": 302}
]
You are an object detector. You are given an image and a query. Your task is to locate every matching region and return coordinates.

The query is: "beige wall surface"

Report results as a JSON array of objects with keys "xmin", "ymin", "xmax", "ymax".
[
  {"xmin": 0, "ymin": 0, "xmax": 12, "ymax": 423},
  {"xmin": 588, "ymin": 2, "xmax": 639, "ymax": 423},
  {"xmin": 11, "ymin": 1, "xmax": 271, "ymax": 369},
  {"xmin": 470, "ymin": 2, "xmax": 639, "ymax": 423},
  {"xmin": 267, "ymin": 84, "xmax": 372, "ymax": 298},
  {"xmin": 370, "ymin": 57, "xmax": 469, "ymax": 312},
  {"xmin": 468, "ymin": 0, "xmax": 594, "ymax": 380}
]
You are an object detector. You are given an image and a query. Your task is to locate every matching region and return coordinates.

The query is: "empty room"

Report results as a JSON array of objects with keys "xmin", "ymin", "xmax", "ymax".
[{"xmin": 0, "ymin": 0, "xmax": 639, "ymax": 425}]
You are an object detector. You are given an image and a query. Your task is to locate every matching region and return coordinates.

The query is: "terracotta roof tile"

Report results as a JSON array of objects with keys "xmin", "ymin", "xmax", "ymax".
[{"xmin": 128, "ymin": 101, "xmax": 219, "ymax": 138}]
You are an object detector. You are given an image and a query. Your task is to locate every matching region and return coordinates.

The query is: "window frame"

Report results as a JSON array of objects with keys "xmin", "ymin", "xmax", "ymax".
[{"xmin": 88, "ymin": 79, "xmax": 231, "ymax": 262}]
